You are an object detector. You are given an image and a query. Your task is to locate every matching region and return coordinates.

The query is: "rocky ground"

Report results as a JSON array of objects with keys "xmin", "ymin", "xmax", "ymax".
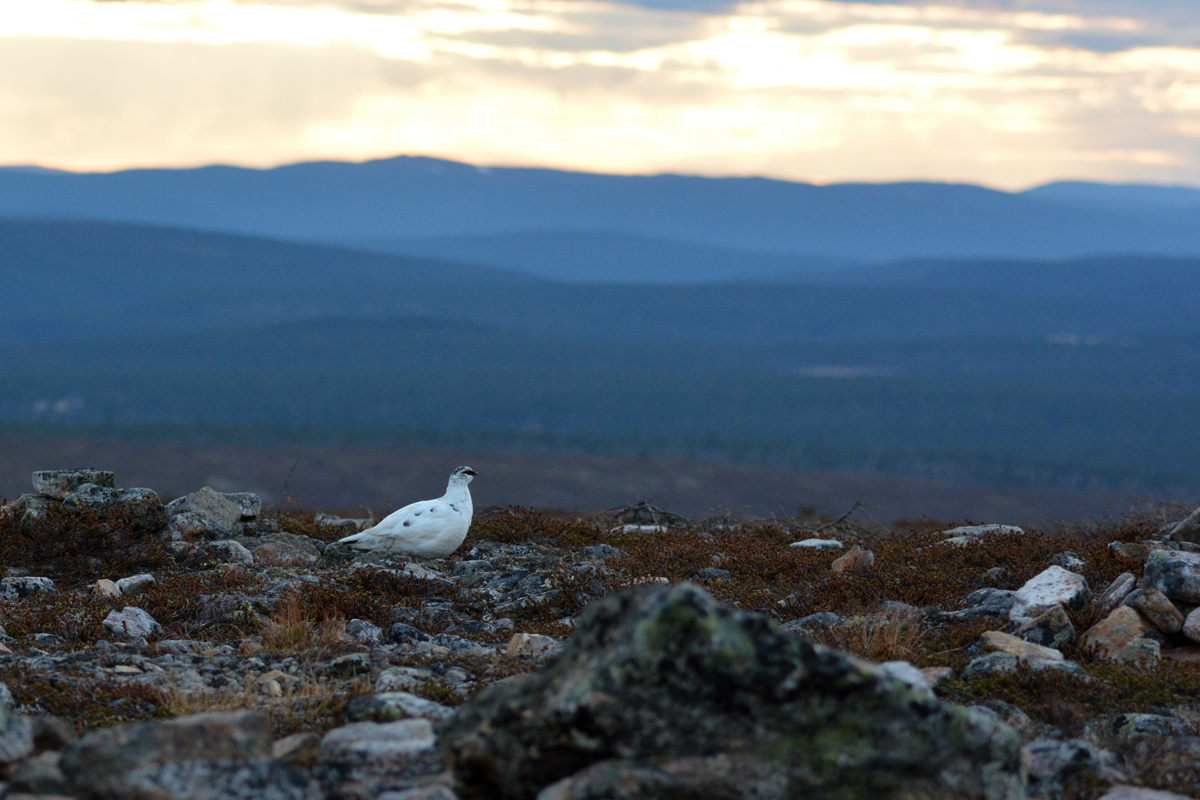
[{"xmin": 0, "ymin": 470, "xmax": 1199, "ymax": 798}]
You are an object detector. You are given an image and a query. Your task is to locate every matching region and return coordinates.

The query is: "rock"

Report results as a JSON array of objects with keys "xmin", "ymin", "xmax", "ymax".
[
  {"xmin": 252, "ymin": 538, "xmax": 321, "ymax": 568},
  {"xmin": 12, "ymin": 493, "xmax": 55, "ymax": 519},
  {"xmin": 9, "ymin": 750, "xmax": 69, "ymax": 795},
  {"xmin": 506, "ymin": 633, "xmax": 561, "ymax": 660},
  {"xmin": 1115, "ymin": 637, "xmax": 1161, "ymax": 666},
  {"xmin": 1167, "ymin": 506, "xmax": 1200, "ymax": 543},
  {"xmin": 1125, "ymin": 587, "xmax": 1184, "ymax": 635},
  {"xmin": 979, "ymin": 630, "xmax": 1064, "ymax": 662},
  {"xmin": 317, "ymin": 654, "xmax": 372, "ymax": 678},
  {"xmin": 1080, "ymin": 606, "xmax": 1153, "ymax": 660},
  {"xmin": 1144, "ymin": 549, "xmax": 1200, "ymax": 604},
  {"xmin": 273, "ymin": 732, "xmax": 322, "ymax": 768},
  {"xmin": 1009, "ymin": 566, "xmax": 1089, "ymax": 624},
  {"xmin": 879, "ymin": 660, "xmax": 935, "ymax": 699},
  {"xmin": 377, "ymin": 667, "xmax": 434, "ymax": 694},
  {"xmin": 1182, "ymin": 606, "xmax": 1200, "ymax": 644},
  {"xmin": 944, "ymin": 588, "xmax": 1017, "ymax": 621},
  {"xmin": 1099, "ymin": 787, "xmax": 1194, "ymax": 800},
  {"xmin": 1025, "ymin": 738, "xmax": 1125, "ymax": 798},
  {"xmin": 440, "ymin": 583, "xmax": 1025, "ymax": 800},
  {"xmin": 346, "ymin": 693, "xmax": 456, "ymax": 724},
  {"xmin": 1015, "ymin": 604, "xmax": 1076, "ymax": 649},
  {"xmin": 386, "ymin": 624, "xmax": 431, "ymax": 646},
  {"xmin": 346, "ymin": 619, "xmax": 383, "ymax": 646},
  {"xmin": 1097, "ymin": 573, "xmax": 1137, "ymax": 615},
  {"xmin": 694, "ymin": 567, "xmax": 731, "ymax": 581},
  {"xmin": 102, "ymin": 607, "xmax": 161, "ymax": 640},
  {"xmin": 196, "ymin": 540, "xmax": 255, "ymax": 567},
  {"xmin": 789, "ymin": 538, "xmax": 843, "ymax": 549},
  {"xmin": 166, "ymin": 487, "xmax": 244, "ymax": 539},
  {"xmin": 978, "ymin": 567, "xmax": 1013, "ymax": 588},
  {"xmin": 1050, "ymin": 551, "xmax": 1087, "ymax": 571},
  {"xmin": 1110, "ymin": 713, "xmax": 1191, "ymax": 739},
  {"xmin": 971, "ymin": 701, "xmax": 1041, "ymax": 743},
  {"xmin": 781, "ymin": 612, "xmax": 842, "ymax": 633},
  {"xmin": 1123, "ymin": 737, "xmax": 1200, "ymax": 794},
  {"xmin": 380, "ymin": 787, "xmax": 459, "ymax": 800},
  {"xmin": 535, "ymin": 756, "xmax": 809, "ymax": 800},
  {"xmin": 830, "ymin": 546, "xmax": 874, "ymax": 573},
  {"xmin": 0, "ymin": 703, "xmax": 34, "ymax": 765},
  {"xmin": 0, "ymin": 577, "xmax": 57, "ymax": 600},
  {"xmin": 115, "ymin": 573, "xmax": 155, "ymax": 596},
  {"xmin": 63, "ymin": 485, "xmax": 167, "ymax": 530},
  {"xmin": 316, "ymin": 514, "xmax": 371, "ymax": 536},
  {"xmin": 32, "ymin": 468, "xmax": 114, "ymax": 499},
  {"xmin": 451, "ymin": 560, "xmax": 494, "ymax": 578},
  {"xmin": 921, "ymin": 666, "xmax": 954, "ymax": 689},
  {"xmin": 93, "ymin": 579, "xmax": 121, "ymax": 598},
  {"xmin": 221, "ymin": 492, "xmax": 262, "ymax": 520},
  {"xmin": 961, "ymin": 652, "xmax": 1086, "ymax": 680},
  {"xmin": 315, "ymin": 719, "xmax": 446, "ymax": 800},
  {"xmin": 61, "ymin": 711, "xmax": 318, "ymax": 800},
  {"xmin": 938, "ymin": 524, "xmax": 1024, "ymax": 545},
  {"xmin": 582, "ymin": 544, "xmax": 621, "ymax": 559}
]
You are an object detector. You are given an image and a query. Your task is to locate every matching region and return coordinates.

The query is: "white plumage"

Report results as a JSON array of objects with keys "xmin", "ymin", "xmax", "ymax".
[{"xmin": 338, "ymin": 467, "xmax": 476, "ymax": 559}]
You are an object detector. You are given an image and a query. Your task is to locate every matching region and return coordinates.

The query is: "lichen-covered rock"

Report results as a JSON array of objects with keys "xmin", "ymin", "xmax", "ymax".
[
  {"xmin": 315, "ymin": 719, "xmax": 447, "ymax": 800},
  {"xmin": 1025, "ymin": 738, "xmax": 1125, "ymax": 798},
  {"xmin": 1144, "ymin": 549, "xmax": 1200, "ymax": 604},
  {"xmin": 980, "ymin": 630, "xmax": 1064, "ymax": 662},
  {"xmin": 196, "ymin": 540, "xmax": 255, "ymax": 567},
  {"xmin": 0, "ymin": 576, "xmax": 57, "ymax": 600},
  {"xmin": 1124, "ymin": 587, "xmax": 1184, "ymax": 635},
  {"xmin": 1015, "ymin": 604, "xmax": 1076, "ymax": 649},
  {"xmin": 0, "ymin": 702, "xmax": 34, "ymax": 765},
  {"xmin": 62, "ymin": 484, "xmax": 168, "ymax": 530},
  {"xmin": 116, "ymin": 573, "xmax": 155, "ymax": 596},
  {"xmin": 1109, "ymin": 713, "xmax": 1191, "ymax": 740},
  {"xmin": 1010, "ymin": 566, "xmax": 1089, "ymax": 624},
  {"xmin": 1080, "ymin": 606, "xmax": 1153, "ymax": 660},
  {"xmin": 167, "ymin": 487, "xmax": 244, "ymax": 539},
  {"xmin": 440, "ymin": 583, "xmax": 1025, "ymax": 800},
  {"xmin": 61, "ymin": 711, "xmax": 318, "ymax": 800},
  {"xmin": 33, "ymin": 468, "xmax": 115, "ymax": 498},
  {"xmin": 1182, "ymin": 606, "xmax": 1200, "ymax": 644},
  {"xmin": 346, "ymin": 693, "xmax": 456, "ymax": 724},
  {"xmin": 505, "ymin": 633, "xmax": 560, "ymax": 660},
  {"xmin": 222, "ymin": 492, "xmax": 262, "ymax": 520},
  {"xmin": 830, "ymin": 545, "xmax": 874, "ymax": 573}
]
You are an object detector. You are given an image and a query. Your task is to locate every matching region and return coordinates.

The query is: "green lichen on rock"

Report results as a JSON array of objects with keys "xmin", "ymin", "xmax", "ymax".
[{"xmin": 440, "ymin": 582, "xmax": 1025, "ymax": 800}]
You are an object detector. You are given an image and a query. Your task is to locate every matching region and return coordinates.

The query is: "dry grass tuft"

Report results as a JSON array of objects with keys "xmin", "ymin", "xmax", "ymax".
[{"xmin": 258, "ymin": 593, "xmax": 349, "ymax": 657}]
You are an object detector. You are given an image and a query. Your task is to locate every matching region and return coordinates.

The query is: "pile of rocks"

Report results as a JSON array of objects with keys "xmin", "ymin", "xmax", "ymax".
[{"xmin": 2, "ymin": 470, "xmax": 1200, "ymax": 799}]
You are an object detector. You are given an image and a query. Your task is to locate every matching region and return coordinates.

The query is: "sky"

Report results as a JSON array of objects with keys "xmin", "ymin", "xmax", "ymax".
[{"xmin": 4, "ymin": 0, "xmax": 1200, "ymax": 188}]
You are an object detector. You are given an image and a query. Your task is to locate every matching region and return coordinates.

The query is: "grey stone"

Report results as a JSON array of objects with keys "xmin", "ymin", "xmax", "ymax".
[
  {"xmin": 0, "ymin": 703, "xmax": 34, "ymax": 764},
  {"xmin": 694, "ymin": 567, "xmax": 732, "ymax": 581},
  {"xmin": 116, "ymin": 573, "xmax": 155, "ymax": 596},
  {"xmin": 781, "ymin": 612, "xmax": 841, "ymax": 634},
  {"xmin": 195, "ymin": 540, "xmax": 255, "ymax": 567},
  {"xmin": 315, "ymin": 514, "xmax": 371, "ymax": 536},
  {"xmin": 315, "ymin": 719, "xmax": 446, "ymax": 800},
  {"xmin": 1144, "ymin": 549, "xmax": 1200, "ymax": 604},
  {"xmin": 167, "ymin": 487, "xmax": 244, "ymax": 539},
  {"xmin": 1010, "ymin": 566, "xmax": 1089, "ymax": 624},
  {"xmin": 12, "ymin": 493, "xmax": 55, "ymax": 519},
  {"xmin": 377, "ymin": 667, "xmax": 434, "ymax": 694},
  {"xmin": 60, "ymin": 711, "xmax": 309, "ymax": 800},
  {"xmin": 788, "ymin": 538, "xmax": 843, "ymax": 549},
  {"xmin": 451, "ymin": 560, "xmax": 494, "ymax": 578},
  {"xmin": 1049, "ymin": 551, "xmax": 1087, "ymax": 571},
  {"xmin": 249, "ymin": 534, "xmax": 324, "ymax": 567},
  {"xmin": 962, "ymin": 652, "xmax": 1087, "ymax": 681},
  {"xmin": 440, "ymin": 583, "xmax": 1025, "ymax": 800},
  {"xmin": 9, "ymin": 750, "xmax": 69, "ymax": 795},
  {"xmin": 63, "ymin": 485, "xmax": 167, "ymax": 530},
  {"xmin": 221, "ymin": 493, "xmax": 262, "ymax": 520},
  {"xmin": 102, "ymin": 607, "xmax": 161, "ymax": 640},
  {"xmin": 25, "ymin": 632, "xmax": 62, "ymax": 648},
  {"xmin": 1025, "ymin": 738, "xmax": 1125, "ymax": 798},
  {"xmin": 346, "ymin": 619, "xmax": 383, "ymax": 645},
  {"xmin": 345, "ymin": 692, "xmax": 456, "ymax": 724},
  {"xmin": 1124, "ymin": 737, "xmax": 1200, "ymax": 793},
  {"xmin": 1116, "ymin": 637, "xmax": 1161, "ymax": 666},
  {"xmin": 1110, "ymin": 713, "xmax": 1191, "ymax": 739},
  {"xmin": 33, "ymin": 468, "xmax": 114, "ymax": 499},
  {"xmin": 379, "ymin": 786, "xmax": 459, "ymax": 800},
  {"xmin": 1097, "ymin": 573, "xmax": 1137, "ymax": 615},
  {"xmin": 1015, "ymin": 604, "xmax": 1076, "ymax": 649},
  {"xmin": 317, "ymin": 653, "xmax": 372, "ymax": 678},
  {"xmin": 936, "ymin": 588, "xmax": 1015, "ymax": 622},
  {"xmin": 582, "ymin": 545, "xmax": 621, "ymax": 559},
  {"xmin": 535, "ymin": 756, "xmax": 796, "ymax": 800},
  {"xmin": 1099, "ymin": 787, "xmax": 1194, "ymax": 800},
  {"xmin": 0, "ymin": 577, "xmax": 57, "ymax": 601}
]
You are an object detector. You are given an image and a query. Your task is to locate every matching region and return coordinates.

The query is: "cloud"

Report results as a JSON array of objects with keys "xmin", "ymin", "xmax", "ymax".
[{"xmin": 2, "ymin": 0, "xmax": 1200, "ymax": 187}]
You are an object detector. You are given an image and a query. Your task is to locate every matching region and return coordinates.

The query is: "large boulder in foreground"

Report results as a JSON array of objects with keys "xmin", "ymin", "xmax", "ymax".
[{"xmin": 439, "ymin": 583, "xmax": 1025, "ymax": 800}]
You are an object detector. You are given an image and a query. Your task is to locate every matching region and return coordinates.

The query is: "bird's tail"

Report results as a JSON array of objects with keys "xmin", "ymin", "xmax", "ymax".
[{"xmin": 338, "ymin": 530, "xmax": 376, "ymax": 549}]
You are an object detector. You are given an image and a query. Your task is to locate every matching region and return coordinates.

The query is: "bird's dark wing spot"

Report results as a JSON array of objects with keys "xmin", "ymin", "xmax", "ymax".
[
  {"xmin": 415, "ymin": 511, "xmax": 422, "ymax": 516},
  {"xmin": 403, "ymin": 521, "xmax": 412, "ymax": 527},
  {"xmin": 449, "ymin": 504, "xmax": 458, "ymax": 512}
]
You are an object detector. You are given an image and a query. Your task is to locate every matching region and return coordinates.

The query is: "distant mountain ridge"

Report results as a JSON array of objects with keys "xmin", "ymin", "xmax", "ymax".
[{"xmin": 2, "ymin": 156, "xmax": 1199, "ymax": 267}]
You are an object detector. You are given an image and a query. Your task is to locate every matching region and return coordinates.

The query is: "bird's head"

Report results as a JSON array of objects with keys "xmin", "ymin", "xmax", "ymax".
[{"xmin": 451, "ymin": 466, "xmax": 477, "ymax": 484}]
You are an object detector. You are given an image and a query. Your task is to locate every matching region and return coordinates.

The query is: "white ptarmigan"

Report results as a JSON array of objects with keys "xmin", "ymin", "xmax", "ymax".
[{"xmin": 338, "ymin": 467, "xmax": 476, "ymax": 559}]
